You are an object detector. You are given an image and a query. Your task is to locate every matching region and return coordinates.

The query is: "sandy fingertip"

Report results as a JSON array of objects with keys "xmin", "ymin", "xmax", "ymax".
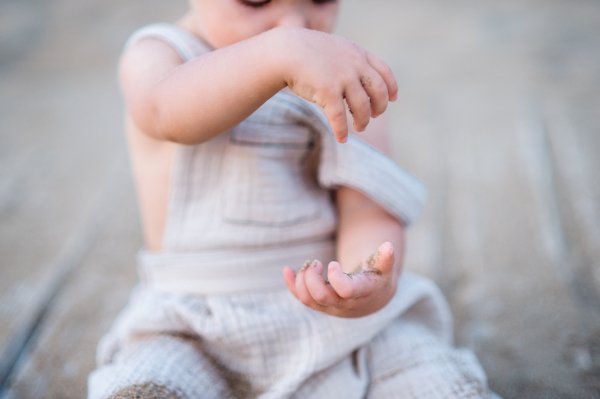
[{"xmin": 300, "ymin": 260, "xmax": 311, "ymax": 272}]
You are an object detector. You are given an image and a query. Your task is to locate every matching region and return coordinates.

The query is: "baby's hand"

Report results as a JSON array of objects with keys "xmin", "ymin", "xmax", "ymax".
[
  {"xmin": 282, "ymin": 242, "xmax": 398, "ymax": 318},
  {"xmin": 271, "ymin": 27, "xmax": 398, "ymax": 143}
]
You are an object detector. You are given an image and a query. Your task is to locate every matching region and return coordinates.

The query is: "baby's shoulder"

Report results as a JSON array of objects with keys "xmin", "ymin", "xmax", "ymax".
[
  {"xmin": 124, "ymin": 23, "xmax": 211, "ymax": 64},
  {"xmin": 120, "ymin": 23, "xmax": 208, "ymax": 79}
]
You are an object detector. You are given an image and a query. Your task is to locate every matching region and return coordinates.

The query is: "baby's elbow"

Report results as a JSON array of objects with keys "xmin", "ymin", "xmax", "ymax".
[
  {"xmin": 128, "ymin": 100, "xmax": 170, "ymax": 141},
  {"xmin": 128, "ymin": 93, "xmax": 216, "ymax": 145},
  {"xmin": 128, "ymin": 99, "xmax": 190, "ymax": 144}
]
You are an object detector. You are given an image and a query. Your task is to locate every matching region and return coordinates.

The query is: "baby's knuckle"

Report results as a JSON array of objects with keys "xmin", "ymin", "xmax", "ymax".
[
  {"xmin": 319, "ymin": 81, "xmax": 342, "ymax": 97},
  {"xmin": 299, "ymin": 294, "xmax": 312, "ymax": 306},
  {"xmin": 373, "ymin": 78, "xmax": 388, "ymax": 95},
  {"xmin": 349, "ymin": 44, "xmax": 366, "ymax": 60},
  {"xmin": 382, "ymin": 63, "xmax": 395, "ymax": 79},
  {"xmin": 302, "ymin": 299, "xmax": 314, "ymax": 308},
  {"xmin": 331, "ymin": 297, "xmax": 344, "ymax": 309},
  {"xmin": 366, "ymin": 51, "xmax": 384, "ymax": 67},
  {"xmin": 313, "ymin": 290, "xmax": 329, "ymax": 304},
  {"xmin": 337, "ymin": 285, "xmax": 357, "ymax": 299},
  {"xmin": 351, "ymin": 94, "xmax": 368, "ymax": 109},
  {"xmin": 329, "ymin": 109, "xmax": 346, "ymax": 123}
]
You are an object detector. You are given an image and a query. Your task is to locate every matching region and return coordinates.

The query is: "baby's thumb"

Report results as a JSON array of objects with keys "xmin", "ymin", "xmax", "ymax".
[{"xmin": 373, "ymin": 242, "xmax": 395, "ymax": 274}]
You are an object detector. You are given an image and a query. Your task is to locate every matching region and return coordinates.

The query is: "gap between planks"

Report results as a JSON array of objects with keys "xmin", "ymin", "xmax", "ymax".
[
  {"xmin": 0, "ymin": 159, "xmax": 129, "ymax": 395},
  {"xmin": 518, "ymin": 96, "xmax": 600, "ymax": 373}
]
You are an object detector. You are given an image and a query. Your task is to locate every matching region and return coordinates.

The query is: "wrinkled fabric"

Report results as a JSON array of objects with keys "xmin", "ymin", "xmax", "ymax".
[
  {"xmin": 88, "ymin": 23, "xmax": 495, "ymax": 399},
  {"xmin": 89, "ymin": 274, "xmax": 493, "ymax": 399}
]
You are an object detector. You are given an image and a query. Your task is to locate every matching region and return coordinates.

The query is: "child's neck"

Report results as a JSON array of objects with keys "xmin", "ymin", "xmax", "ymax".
[
  {"xmin": 176, "ymin": 13, "xmax": 215, "ymax": 50},
  {"xmin": 177, "ymin": 13, "xmax": 202, "ymax": 40}
]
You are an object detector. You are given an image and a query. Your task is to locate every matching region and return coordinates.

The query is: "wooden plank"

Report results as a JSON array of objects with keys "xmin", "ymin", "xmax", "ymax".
[
  {"xmin": 545, "ymin": 99, "xmax": 600, "ymax": 312},
  {"xmin": 0, "ymin": 74, "xmax": 125, "ymax": 390},
  {"xmin": 3, "ymin": 176, "xmax": 140, "ymax": 399},
  {"xmin": 0, "ymin": 0, "xmax": 187, "ymax": 393}
]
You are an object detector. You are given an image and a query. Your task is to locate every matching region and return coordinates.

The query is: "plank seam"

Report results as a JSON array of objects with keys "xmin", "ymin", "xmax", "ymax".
[{"xmin": 0, "ymin": 159, "xmax": 129, "ymax": 394}]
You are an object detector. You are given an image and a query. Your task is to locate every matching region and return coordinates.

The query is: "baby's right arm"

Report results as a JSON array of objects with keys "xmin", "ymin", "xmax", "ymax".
[{"xmin": 119, "ymin": 26, "xmax": 397, "ymax": 144}]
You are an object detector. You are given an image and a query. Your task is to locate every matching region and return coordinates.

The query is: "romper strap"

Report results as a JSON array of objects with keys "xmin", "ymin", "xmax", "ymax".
[
  {"xmin": 124, "ymin": 23, "xmax": 212, "ymax": 62},
  {"xmin": 274, "ymin": 92, "xmax": 427, "ymax": 226},
  {"xmin": 317, "ymin": 131, "xmax": 427, "ymax": 226}
]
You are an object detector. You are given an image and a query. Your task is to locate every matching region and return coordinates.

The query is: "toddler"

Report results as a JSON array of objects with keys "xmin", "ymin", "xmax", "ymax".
[{"xmin": 88, "ymin": 0, "xmax": 495, "ymax": 398}]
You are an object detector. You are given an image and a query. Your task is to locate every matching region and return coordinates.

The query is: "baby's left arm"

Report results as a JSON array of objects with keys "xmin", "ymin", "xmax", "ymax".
[{"xmin": 283, "ymin": 116, "xmax": 406, "ymax": 318}]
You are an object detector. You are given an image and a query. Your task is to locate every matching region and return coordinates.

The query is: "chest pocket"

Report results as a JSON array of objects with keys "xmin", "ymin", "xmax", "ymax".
[{"xmin": 221, "ymin": 122, "xmax": 321, "ymax": 227}]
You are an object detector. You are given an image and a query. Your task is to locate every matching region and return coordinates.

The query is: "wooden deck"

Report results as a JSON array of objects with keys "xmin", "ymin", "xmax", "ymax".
[{"xmin": 1, "ymin": 0, "xmax": 599, "ymax": 397}]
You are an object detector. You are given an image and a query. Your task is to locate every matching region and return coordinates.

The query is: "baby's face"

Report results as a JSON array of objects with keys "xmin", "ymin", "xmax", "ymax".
[{"xmin": 186, "ymin": 0, "xmax": 340, "ymax": 49}]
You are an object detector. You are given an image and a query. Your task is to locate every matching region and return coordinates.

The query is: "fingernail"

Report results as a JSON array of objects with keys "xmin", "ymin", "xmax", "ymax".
[
  {"xmin": 389, "ymin": 245, "xmax": 394, "ymax": 255},
  {"xmin": 311, "ymin": 260, "xmax": 318, "ymax": 268},
  {"xmin": 300, "ymin": 260, "xmax": 310, "ymax": 272},
  {"xmin": 391, "ymin": 93, "xmax": 398, "ymax": 101},
  {"xmin": 341, "ymin": 136, "xmax": 348, "ymax": 143}
]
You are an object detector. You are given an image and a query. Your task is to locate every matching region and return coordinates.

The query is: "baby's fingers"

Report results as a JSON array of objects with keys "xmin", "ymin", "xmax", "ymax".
[
  {"xmin": 360, "ymin": 69, "xmax": 390, "ymax": 119},
  {"xmin": 305, "ymin": 260, "xmax": 342, "ymax": 307},
  {"xmin": 327, "ymin": 261, "xmax": 374, "ymax": 299},
  {"xmin": 372, "ymin": 242, "xmax": 396, "ymax": 275},
  {"xmin": 282, "ymin": 266, "xmax": 298, "ymax": 298},
  {"xmin": 323, "ymin": 98, "xmax": 349, "ymax": 143},
  {"xmin": 294, "ymin": 261, "xmax": 322, "ymax": 308},
  {"xmin": 345, "ymin": 81, "xmax": 372, "ymax": 132},
  {"xmin": 366, "ymin": 52, "xmax": 398, "ymax": 102}
]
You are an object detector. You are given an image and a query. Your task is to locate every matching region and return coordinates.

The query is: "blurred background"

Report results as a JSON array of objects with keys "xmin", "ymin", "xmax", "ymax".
[{"xmin": 0, "ymin": 0, "xmax": 599, "ymax": 397}]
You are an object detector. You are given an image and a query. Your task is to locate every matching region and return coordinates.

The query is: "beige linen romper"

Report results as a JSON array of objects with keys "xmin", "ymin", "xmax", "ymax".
[{"xmin": 87, "ymin": 24, "xmax": 495, "ymax": 399}]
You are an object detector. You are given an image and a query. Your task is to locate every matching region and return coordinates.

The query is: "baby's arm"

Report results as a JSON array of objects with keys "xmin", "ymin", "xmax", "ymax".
[
  {"xmin": 283, "ymin": 119, "xmax": 406, "ymax": 318},
  {"xmin": 119, "ymin": 27, "xmax": 397, "ymax": 144}
]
